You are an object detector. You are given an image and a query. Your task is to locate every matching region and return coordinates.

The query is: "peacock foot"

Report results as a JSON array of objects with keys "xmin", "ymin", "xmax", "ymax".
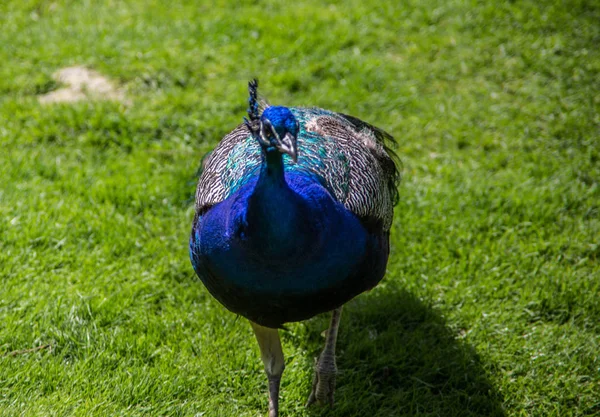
[{"xmin": 306, "ymin": 354, "xmax": 337, "ymax": 407}]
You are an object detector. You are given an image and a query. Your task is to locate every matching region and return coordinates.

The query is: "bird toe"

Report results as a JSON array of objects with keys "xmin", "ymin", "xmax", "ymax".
[{"xmin": 306, "ymin": 357, "xmax": 337, "ymax": 407}]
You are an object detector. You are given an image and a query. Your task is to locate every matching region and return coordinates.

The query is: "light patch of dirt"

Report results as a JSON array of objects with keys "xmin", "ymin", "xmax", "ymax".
[{"xmin": 39, "ymin": 66, "xmax": 127, "ymax": 104}]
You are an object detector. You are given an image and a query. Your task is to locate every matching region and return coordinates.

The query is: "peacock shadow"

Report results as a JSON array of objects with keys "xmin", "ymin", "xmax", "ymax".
[{"xmin": 292, "ymin": 285, "xmax": 505, "ymax": 417}]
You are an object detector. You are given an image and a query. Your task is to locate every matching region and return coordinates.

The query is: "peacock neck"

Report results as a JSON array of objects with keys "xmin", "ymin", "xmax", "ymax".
[
  {"xmin": 245, "ymin": 149, "xmax": 309, "ymax": 257},
  {"xmin": 260, "ymin": 148, "xmax": 286, "ymax": 186}
]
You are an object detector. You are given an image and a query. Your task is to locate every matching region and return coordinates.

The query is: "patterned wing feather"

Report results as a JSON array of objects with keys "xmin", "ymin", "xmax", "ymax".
[
  {"xmin": 297, "ymin": 108, "xmax": 400, "ymax": 230},
  {"xmin": 195, "ymin": 125, "xmax": 262, "ymax": 213},
  {"xmin": 336, "ymin": 112, "xmax": 401, "ymax": 205}
]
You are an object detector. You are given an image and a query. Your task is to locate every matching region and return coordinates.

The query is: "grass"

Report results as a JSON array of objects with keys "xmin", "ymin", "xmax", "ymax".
[{"xmin": 1, "ymin": 0, "xmax": 599, "ymax": 415}]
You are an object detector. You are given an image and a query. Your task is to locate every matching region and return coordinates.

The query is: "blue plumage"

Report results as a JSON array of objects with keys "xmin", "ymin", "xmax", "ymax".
[{"xmin": 189, "ymin": 80, "xmax": 399, "ymax": 415}]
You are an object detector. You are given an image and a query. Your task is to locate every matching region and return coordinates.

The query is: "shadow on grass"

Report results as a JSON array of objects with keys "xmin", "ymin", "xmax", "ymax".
[{"xmin": 302, "ymin": 285, "xmax": 505, "ymax": 417}]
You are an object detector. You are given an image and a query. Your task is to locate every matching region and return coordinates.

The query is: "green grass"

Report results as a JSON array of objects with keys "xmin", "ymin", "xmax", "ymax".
[{"xmin": 1, "ymin": 0, "xmax": 599, "ymax": 415}]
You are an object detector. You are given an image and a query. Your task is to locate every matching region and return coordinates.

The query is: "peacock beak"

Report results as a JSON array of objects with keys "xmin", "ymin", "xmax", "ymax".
[{"xmin": 278, "ymin": 132, "xmax": 298, "ymax": 163}]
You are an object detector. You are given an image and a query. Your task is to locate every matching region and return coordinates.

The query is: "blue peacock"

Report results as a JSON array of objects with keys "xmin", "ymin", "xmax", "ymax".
[{"xmin": 189, "ymin": 80, "xmax": 400, "ymax": 417}]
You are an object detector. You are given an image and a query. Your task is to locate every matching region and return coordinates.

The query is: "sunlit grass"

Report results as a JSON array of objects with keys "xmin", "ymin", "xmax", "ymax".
[{"xmin": 1, "ymin": 0, "xmax": 599, "ymax": 415}]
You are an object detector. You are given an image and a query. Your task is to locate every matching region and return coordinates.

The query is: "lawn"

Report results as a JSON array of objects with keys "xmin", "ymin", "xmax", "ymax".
[{"xmin": 1, "ymin": 0, "xmax": 599, "ymax": 416}]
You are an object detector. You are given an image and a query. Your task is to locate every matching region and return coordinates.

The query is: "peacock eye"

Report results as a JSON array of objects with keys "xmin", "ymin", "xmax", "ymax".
[{"xmin": 262, "ymin": 121, "xmax": 274, "ymax": 139}]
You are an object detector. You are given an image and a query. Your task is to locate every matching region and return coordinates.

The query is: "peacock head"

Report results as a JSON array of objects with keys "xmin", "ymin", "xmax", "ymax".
[{"xmin": 257, "ymin": 106, "xmax": 299, "ymax": 163}]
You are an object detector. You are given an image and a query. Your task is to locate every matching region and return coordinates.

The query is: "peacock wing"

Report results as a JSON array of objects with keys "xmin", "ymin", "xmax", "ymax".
[
  {"xmin": 299, "ymin": 108, "xmax": 400, "ymax": 231},
  {"xmin": 195, "ymin": 125, "xmax": 262, "ymax": 213}
]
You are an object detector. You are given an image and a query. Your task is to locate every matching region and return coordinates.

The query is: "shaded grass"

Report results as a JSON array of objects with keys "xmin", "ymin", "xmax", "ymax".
[{"xmin": 1, "ymin": 0, "xmax": 599, "ymax": 416}]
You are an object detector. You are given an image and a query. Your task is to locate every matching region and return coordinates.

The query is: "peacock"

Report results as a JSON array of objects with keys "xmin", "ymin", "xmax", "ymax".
[{"xmin": 189, "ymin": 79, "xmax": 400, "ymax": 417}]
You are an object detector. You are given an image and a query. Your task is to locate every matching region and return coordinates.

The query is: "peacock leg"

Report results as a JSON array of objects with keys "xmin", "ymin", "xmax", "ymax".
[
  {"xmin": 306, "ymin": 306, "xmax": 343, "ymax": 407},
  {"xmin": 250, "ymin": 321, "xmax": 285, "ymax": 417}
]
